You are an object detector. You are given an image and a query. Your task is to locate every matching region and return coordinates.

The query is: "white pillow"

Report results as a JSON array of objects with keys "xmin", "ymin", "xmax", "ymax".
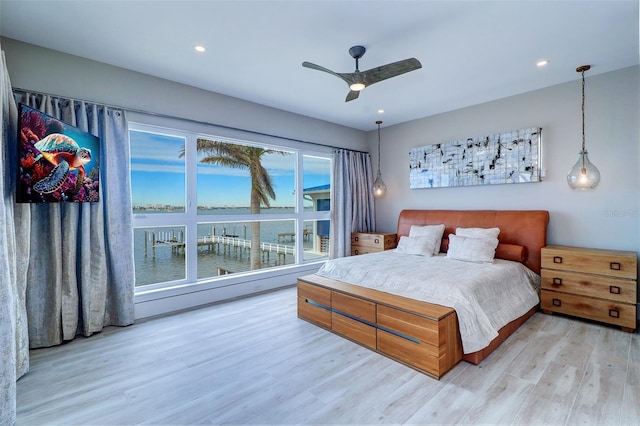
[
  {"xmin": 446, "ymin": 234, "xmax": 499, "ymax": 263},
  {"xmin": 395, "ymin": 236, "xmax": 437, "ymax": 256},
  {"xmin": 408, "ymin": 224, "xmax": 445, "ymax": 255},
  {"xmin": 456, "ymin": 227, "xmax": 500, "ymax": 239}
]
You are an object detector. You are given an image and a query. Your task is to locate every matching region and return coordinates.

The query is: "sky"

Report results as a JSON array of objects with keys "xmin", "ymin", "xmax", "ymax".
[{"xmin": 130, "ymin": 129, "xmax": 330, "ymax": 208}]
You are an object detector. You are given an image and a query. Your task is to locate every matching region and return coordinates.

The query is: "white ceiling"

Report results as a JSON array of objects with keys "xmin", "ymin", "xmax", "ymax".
[{"xmin": 1, "ymin": 0, "xmax": 638, "ymax": 131}]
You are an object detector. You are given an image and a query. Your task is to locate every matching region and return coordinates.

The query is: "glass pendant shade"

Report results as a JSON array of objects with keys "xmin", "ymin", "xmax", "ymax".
[
  {"xmin": 568, "ymin": 65, "xmax": 600, "ymax": 190},
  {"xmin": 567, "ymin": 150, "xmax": 600, "ymax": 189},
  {"xmin": 373, "ymin": 171, "xmax": 387, "ymax": 198},
  {"xmin": 372, "ymin": 120, "xmax": 387, "ymax": 198}
]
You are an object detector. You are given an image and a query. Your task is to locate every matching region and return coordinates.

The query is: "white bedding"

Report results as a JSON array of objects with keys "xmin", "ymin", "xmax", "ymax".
[{"xmin": 316, "ymin": 251, "xmax": 540, "ymax": 354}]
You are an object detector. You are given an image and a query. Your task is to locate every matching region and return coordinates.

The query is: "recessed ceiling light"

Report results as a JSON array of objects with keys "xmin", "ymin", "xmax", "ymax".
[
  {"xmin": 536, "ymin": 59, "xmax": 549, "ymax": 67},
  {"xmin": 194, "ymin": 45, "xmax": 206, "ymax": 53},
  {"xmin": 378, "ymin": 109, "xmax": 385, "ymax": 114}
]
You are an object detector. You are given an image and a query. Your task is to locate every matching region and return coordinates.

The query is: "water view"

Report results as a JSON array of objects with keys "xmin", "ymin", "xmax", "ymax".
[{"xmin": 133, "ymin": 208, "xmax": 328, "ymax": 286}]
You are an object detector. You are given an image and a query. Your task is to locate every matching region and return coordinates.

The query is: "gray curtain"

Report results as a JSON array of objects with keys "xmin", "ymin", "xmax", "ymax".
[
  {"xmin": 0, "ymin": 49, "xmax": 24, "ymax": 426},
  {"xmin": 12, "ymin": 91, "xmax": 136, "ymax": 349},
  {"xmin": 329, "ymin": 149, "xmax": 376, "ymax": 259}
]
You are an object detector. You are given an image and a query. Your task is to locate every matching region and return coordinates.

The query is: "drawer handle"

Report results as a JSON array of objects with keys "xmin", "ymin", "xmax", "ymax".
[
  {"xmin": 610, "ymin": 286, "xmax": 621, "ymax": 295},
  {"xmin": 552, "ymin": 277, "xmax": 563, "ymax": 286},
  {"xmin": 354, "ymin": 236, "xmax": 359, "ymax": 242},
  {"xmin": 354, "ymin": 249, "xmax": 360, "ymax": 255},
  {"xmin": 553, "ymin": 256, "xmax": 563, "ymax": 264},
  {"xmin": 610, "ymin": 262, "xmax": 621, "ymax": 271},
  {"xmin": 374, "ymin": 238, "xmax": 380, "ymax": 244},
  {"xmin": 609, "ymin": 309, "xmax": 620, "ymax": 318},
  {"xmin": 552, "ymin": 298, "xmax": 562, "ymax": 307}
]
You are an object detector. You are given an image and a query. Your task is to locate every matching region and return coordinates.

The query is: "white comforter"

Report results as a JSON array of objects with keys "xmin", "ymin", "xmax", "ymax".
[{"xmin": 316, "ymin": 251, "xmax": 540, "ymax": 353}]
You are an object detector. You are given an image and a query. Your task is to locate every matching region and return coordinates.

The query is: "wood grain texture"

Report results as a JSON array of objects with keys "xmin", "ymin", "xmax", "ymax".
[
  {"xmin": 541, "ymin": 289, "xmax": 637, "ymax": 329},
  {"xmin": 16, "ymin": 286, "xmax": 639, "ymax": 425},
  {"xmin": 298, "ymin": 277, "xmax": 461, "ymax": 378},
  {"xmin": 542, "ymin": 245, "xmax": 637, "ymax": 280},
  {"xmin": 298, "ymin": 274, "xmax": 453, "ymax": 320},
  {"xmin": 331, "ymin": 312, "xmax": 376, "ymax": 349},
  {"xmin": 541, "ymin": 245, "xmax": 637, "ymax": 331},
  {"xmin": 332, "ymin": 291, "xmax": 376, "ymax": 323},
  {"xmin": 351, "ymin": 232, "xmax": 397, "ymax": 252},
  {"xmin": 541, "ymin": 269, "xmax": 637, "ymax": 304},
  {"xmin": 297, "ymin": 296, "xmax": 331, "ymax": 328}
]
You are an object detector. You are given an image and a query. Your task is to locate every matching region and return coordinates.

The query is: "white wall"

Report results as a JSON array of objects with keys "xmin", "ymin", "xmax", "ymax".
[
  {"xmin": 1, "ymin": 37, "xmax": 367, "ymax": 151},
  {"xmin": 372, "ymin": 66, "xmax": 640, "ymax": 256}
]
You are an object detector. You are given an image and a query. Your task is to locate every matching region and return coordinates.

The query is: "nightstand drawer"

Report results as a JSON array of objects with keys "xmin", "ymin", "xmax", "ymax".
[
  {"xmin": 351, "ymin": 247, "xmax": 381, "ymax": 256},
  {"xmin": 541, "ymin": 290, "xmax": 636, "ymax": 329},
  {"xmin": 541, "ymin": 246, "xmax": 637, "ymax": 280},
  {"xmin": 351, "ymin": 233, "xmax": 397, "ymax": 250},
  {"xmin": 541, "ymin": 269, "xmax": 636, "ymax": 304}
]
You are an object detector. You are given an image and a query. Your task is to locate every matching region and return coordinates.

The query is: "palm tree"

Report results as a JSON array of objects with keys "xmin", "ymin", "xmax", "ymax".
[{"xmin": 182, "ymin": 139, "xmax": 286, "ymax": 270}]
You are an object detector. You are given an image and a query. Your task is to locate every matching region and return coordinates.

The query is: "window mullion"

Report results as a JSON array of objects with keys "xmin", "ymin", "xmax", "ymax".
[
  {"xmin": 185, "ymin": 133, "xmax": 199, "ymax": 283},
  {"xmin": 295, "ymin": 152, "xmax": 304, "ymax": 263}
]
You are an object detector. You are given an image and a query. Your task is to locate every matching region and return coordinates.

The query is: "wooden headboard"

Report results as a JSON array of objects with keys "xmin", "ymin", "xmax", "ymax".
[{"xmin": 397, "ymin": 210, "xmax": 550, "ymax": 274}]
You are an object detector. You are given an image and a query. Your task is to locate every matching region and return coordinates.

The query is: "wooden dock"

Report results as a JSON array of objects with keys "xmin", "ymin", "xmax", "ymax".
[
  {"xmin": 277, "ymin": 230, "xmax": 311, "ymax": 242},
  {"xmin": 144, "ymin": 231, "xmax": 295, "ymax": 263}
]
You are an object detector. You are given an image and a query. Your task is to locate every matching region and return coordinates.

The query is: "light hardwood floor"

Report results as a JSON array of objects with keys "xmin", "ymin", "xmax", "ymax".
[{"xmin": 17, "ymin": 286, "xmax": 640, "ymax": 425}]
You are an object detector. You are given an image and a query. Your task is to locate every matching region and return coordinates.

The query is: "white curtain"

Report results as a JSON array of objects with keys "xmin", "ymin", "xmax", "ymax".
[
  {"xmin": 329, "ymin": 149, "xmax": 376, "ymax": 259},
  {"xmin": 12, "ymin": 91, "xmax": 136, "ymax": 349},
  {"xmin": 0, "ymin": 49, "xmax": 24, "ymax": 426}
]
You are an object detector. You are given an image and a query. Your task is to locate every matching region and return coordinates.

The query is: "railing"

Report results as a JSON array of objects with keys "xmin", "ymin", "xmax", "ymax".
[
  {"xmin": 206, "ymin": 235, "xmax": 295, "ymax": 255},
  {"xmin": 145, "ymin": 231, "xmax": 296, "ymax": 257}
]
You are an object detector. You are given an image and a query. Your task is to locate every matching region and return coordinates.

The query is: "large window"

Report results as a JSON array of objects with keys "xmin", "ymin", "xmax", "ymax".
[
  {"xmin": 130, "ymin": 130, "xmax": 186, "ymax": 213},
  {"xmin": 130, "ymin": 124, "xmax": 331, "ymax": 290}
]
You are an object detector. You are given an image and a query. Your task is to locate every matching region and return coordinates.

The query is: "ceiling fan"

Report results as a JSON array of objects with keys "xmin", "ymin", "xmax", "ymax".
[{"xmin": 302, "ymin": 45, "xmax": 422, "ymax": 102}]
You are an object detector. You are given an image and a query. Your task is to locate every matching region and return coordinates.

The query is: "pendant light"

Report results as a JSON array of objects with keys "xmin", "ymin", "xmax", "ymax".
[
  {"xmin": 567, "ymin": 65, "xmax": 600, "ymax": 189},
  {"xmin": 372, "ymin": 120, "xmax": 387, "ymax": 198}
]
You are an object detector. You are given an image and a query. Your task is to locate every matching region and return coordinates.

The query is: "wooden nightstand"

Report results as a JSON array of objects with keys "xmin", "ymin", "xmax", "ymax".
[
  {"xmin": 540, "ymin": 245, "xmax": 637, "ymax": 332},
  {"xmin": 350, "ymin": 232, "xmax": 397, "ymax": 256}
]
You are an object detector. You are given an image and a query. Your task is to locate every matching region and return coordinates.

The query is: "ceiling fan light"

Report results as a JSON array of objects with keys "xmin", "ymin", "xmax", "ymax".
[{"xmin": 350, "ymin": 82, "xmax": 365, "ymax": 91}]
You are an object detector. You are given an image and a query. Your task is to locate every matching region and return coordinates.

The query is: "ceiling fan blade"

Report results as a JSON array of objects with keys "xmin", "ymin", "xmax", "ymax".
[
  {"xmin": 302, "ymin": 61, "xmax": 351, "ymax": 84},
  {"xmin": 345, "ymin": 90, "xmax": 360, "ymax": 102},
  {"xmin": 304, "ymin": 52, "xmax": 422, "ymax": 102},
  {"xmin": 361, "ymin": 58, "xmax": 422, "ymax": 87}
]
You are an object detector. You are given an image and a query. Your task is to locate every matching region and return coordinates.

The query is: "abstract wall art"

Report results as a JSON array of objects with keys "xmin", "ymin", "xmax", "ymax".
[{"xmin": 409, "ymin": 127, "xmax": 542, "ymax": 189}]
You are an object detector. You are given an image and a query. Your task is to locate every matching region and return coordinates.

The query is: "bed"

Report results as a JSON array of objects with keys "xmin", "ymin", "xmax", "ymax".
[{"xmin": 297, "ymin": 209, "xmax": 549, "ymax": 379}]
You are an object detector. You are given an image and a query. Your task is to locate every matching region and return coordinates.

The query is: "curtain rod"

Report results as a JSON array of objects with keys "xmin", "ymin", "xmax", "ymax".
[{"xmin": 12, "ymin": 87, "xmax": 368, "ymax": 154}]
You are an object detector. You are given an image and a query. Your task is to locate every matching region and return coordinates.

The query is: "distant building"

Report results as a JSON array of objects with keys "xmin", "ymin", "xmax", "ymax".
[{"xmin": 303, "ymin": 184, "xmax": 330, "ymax": 253}]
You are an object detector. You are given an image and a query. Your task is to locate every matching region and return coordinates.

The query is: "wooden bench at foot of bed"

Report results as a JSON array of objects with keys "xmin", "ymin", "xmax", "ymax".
[{"xmin": 297, "ymin": 274, "xmax": 463, "ymax": 379}]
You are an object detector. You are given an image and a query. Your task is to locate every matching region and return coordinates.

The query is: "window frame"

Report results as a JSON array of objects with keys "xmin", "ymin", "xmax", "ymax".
[{"xmin": 129, "ymin": 121, "xmax": 332, "ymax": 294}]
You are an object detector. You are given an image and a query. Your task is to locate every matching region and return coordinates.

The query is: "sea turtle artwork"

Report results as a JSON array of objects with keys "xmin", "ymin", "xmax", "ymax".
[
  {"xmin": 32, "ymin": 133, "xmax": 92, "ymax": 194},
  {"xmin": 17, "ymin": 103, "xmax": 100, "ymax": 203}
]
